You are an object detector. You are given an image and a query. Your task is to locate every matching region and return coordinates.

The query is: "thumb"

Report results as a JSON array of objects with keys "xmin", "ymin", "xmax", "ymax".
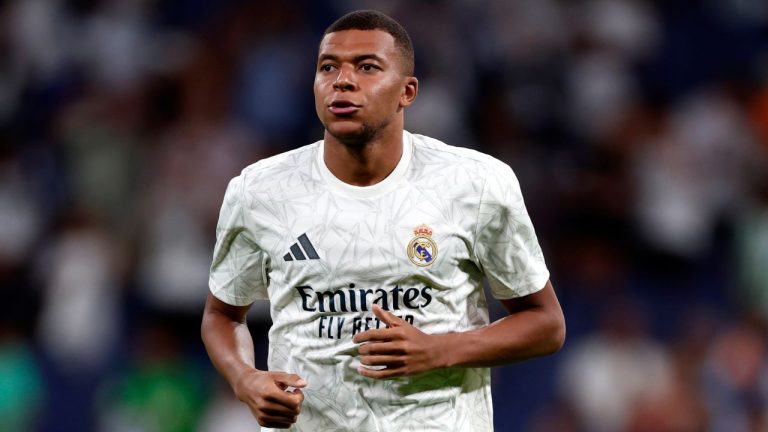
[
  {"xmin": 274, "ymin": 372, "xmax": 308, "ymax": 389},
  {"xmin": 372, "ymin": 304, "xmax": 406, "ymax": 327}
]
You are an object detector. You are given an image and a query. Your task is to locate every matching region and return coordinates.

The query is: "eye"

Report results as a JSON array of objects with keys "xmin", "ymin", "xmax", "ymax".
[
  {"xmin": 319, "ymin": 64, "xmax": 335, "ymax": 72},
  {"xmin": 360, "ymin": 64, "xmax": 379, "ymax": 72}
]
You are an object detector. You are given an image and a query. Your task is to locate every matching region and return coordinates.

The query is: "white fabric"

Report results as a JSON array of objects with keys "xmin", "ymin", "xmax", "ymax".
[{"xmin": 209, "ymin": 131, "xmax": 550, "ymax": 432}]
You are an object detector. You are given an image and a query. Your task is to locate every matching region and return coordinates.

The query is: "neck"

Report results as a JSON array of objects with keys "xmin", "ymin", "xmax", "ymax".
[{"xmin": 323, "ymin": 124, "xmax": 404, "ymax": 187}]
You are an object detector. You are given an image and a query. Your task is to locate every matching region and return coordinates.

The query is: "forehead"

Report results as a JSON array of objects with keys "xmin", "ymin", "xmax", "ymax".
[{"xmin": 318, "ymin": 29, "xmax": 398, "ymax": 60}]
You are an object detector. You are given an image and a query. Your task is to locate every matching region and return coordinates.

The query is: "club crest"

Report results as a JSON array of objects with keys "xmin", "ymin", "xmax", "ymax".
[{"xmin": 407, "ymin": 225, "xmax": 438, "ymax": 267}]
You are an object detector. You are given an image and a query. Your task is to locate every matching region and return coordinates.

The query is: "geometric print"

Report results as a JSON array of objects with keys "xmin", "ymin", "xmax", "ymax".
[{"xmin": 209, "ymin": 131, "xmax": 550, "ymax": 431}]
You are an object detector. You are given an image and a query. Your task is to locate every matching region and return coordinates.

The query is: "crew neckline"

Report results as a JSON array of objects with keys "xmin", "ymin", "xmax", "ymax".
[{"xmin": 317, "ymin": 131, "xmax": 412, "ymax": 199}]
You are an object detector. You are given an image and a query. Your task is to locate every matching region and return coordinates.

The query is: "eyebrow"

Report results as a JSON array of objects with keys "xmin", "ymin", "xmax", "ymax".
[{"xmin": 318, "ymin": 53, "xmax": 386, "ymax": 64}]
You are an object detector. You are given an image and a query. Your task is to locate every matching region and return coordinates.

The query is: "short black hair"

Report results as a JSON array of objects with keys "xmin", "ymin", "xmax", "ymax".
[{"xmin": 323, "ymin": 10, "xmax": 415, "ymax": 76}]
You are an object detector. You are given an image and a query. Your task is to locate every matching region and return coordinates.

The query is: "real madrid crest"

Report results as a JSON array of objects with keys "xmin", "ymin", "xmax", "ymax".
[{"xmin": 407, "ymin": 225, "xmax": 438, "ymax": 267}]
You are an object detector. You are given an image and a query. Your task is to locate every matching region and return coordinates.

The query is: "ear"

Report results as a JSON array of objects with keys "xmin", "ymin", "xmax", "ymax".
[{"xmin": 399, "ymin": 76, "xmax": 418, "ymax": 108}]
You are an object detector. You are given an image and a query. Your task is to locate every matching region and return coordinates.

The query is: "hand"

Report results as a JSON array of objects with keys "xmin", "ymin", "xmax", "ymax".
[
  {"xmin": 234, "ymin": 369, "xmax": 307, "ymax": 429},
  {"xmin": 353, "ymin": 304, "xmax": 447, "ymax": 378}
]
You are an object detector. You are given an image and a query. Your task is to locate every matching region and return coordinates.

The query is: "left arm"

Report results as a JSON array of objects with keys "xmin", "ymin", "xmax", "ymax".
[{"xmin": 353, "ymin": 280, "xmax": 565, "ymax": 378}]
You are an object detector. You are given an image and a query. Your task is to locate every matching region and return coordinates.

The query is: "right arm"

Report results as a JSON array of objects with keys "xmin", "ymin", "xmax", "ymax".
[{"xmin": 201, "ymin": 293, "xmax": 306, "ymax": 429}]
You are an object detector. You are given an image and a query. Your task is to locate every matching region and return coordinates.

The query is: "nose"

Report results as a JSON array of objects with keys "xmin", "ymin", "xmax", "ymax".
[{"xmin": 333, "ymin": 65, "xmax": 356, "ymax": 91}]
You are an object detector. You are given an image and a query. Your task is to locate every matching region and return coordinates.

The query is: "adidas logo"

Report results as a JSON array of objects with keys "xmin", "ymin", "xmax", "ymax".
[{"xmin": 283, "ymin": 233, "xmax": 320, "ymax": 261}]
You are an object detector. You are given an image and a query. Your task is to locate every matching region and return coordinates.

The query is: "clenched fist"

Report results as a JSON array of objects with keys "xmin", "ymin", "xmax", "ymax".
[{"xmin": 234, "ymin": 369, "xmax": 307, "ymax": 429}]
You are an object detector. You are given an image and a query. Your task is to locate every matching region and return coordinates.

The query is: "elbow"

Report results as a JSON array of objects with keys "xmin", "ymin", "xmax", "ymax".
[
  {"xmin": 201, "ymin": 310, "xmax": 212, "ymax": 346},
  {"xmin": 546, "ymin": 312, "xmax": 566, "ymax": 354},
  {"xmin": 539, "ymin": 310, "xmax": 565, "ymax": 356}
]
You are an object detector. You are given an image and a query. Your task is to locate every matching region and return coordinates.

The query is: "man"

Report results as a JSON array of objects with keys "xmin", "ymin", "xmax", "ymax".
[{"xmin": 202, "ymin": 10, "xmax": 565, "ymax": 432}]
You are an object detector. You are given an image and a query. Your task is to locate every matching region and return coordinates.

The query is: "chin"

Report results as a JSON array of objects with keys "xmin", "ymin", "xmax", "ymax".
[{"xmin": 325, "ymin": 121, "xmax": 370, "ymax": 145}]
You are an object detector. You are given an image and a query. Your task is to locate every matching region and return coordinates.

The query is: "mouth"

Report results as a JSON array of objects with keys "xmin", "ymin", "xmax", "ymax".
[{"xmin": 328, "ymin": 100, "xmax": 360, "ymax": 115}]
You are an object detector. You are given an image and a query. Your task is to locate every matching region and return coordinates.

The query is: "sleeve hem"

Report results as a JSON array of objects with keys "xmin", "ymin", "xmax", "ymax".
[
  {"xmin": 490, "ymin": 271, "xmax": 550, "ymax": 300},
  {"xmin": 210, "ymin": 286, "xmax": 259, "ymax": 306}
]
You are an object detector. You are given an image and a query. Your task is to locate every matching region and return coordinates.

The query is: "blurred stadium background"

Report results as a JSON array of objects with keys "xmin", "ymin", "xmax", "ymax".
[{"xmin": 1, "ymin": 0, "xmax": 768, "ymax": 431}]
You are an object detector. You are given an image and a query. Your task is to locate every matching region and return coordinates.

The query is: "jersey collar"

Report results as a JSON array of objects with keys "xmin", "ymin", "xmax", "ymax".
[{"xmin": 317, "ymin": 130, "xmax": 413, "ymax": 199}]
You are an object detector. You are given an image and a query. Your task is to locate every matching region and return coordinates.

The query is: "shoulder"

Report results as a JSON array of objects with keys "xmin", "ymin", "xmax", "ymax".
[
  {"xmin": 223, "ymin": 142, "xmax": 320, "ymax": 207},
  {"xmin": 239, "ymin": 141, "xmax": 320, "ymax": 184},
  {"xmin": 408, "ymin": 132, "xmax": 516, "ymax": 182}
]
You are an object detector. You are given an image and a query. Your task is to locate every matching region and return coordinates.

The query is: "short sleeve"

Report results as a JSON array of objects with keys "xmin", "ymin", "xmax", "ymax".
[
  {"xmin": 474, "ymin": 162, "xmax": 550, "ymax": 299},
  {"xmin": 209, "ymin": 175, "xmax": 268, "ymax": 305}
]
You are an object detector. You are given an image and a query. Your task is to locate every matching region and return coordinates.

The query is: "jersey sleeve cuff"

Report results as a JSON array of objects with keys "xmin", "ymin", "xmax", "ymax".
[
  {"xmin": 209, "ymin": 284, "xmax": 259, "ymax": 306},
  {"xmin": 488, "ymin": 270, "xmax": 550, "ymax": 300}
]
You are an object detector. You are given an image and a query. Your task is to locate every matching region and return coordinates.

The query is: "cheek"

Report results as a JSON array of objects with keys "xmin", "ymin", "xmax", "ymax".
[
  {"xmin": 313, "ymin": 79, "xmax": 323, "ymax": 101},
  {"xmin": 369, "ymin": 80, "xmax": 403, "ymax": 108},
  {"xmin": 313, "ymin": 80, "xmax": 327, "ymax": 113}
]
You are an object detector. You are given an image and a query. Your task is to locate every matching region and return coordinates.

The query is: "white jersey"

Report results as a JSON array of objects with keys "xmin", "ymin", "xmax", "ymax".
[{"xmin": 209, "ymin": 131, "xmax": 550, "ymax": 432}]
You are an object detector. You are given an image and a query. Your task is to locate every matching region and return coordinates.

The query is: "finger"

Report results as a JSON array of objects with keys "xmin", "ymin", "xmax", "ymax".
[
  {"xmin": 274, "ymin": 372, "xmax": 308, "ymax": 389},
  {"xmin": 372, "ymin": 304, "xmax": 407, "ymax": 327},
  {"xmin": 257, "ymin": 414, "xmax": 296, "ymax": 429},
  {"xmin": 357, "ymin": 365, "xmax": 406, "ymax": 379},
  {"xmin": 263, "ymin": 388, "xmax": 304, "ymax": 410},
  {"xmin": 258, "ymin": 400, "xmax": 301, "ymax": 417},
  {"xmin": 360, "ymin": 355, "xmax": 404, "ymax": 367},
  {"xmin": 358, "ymin": 341, "xmax": 404, "ymax": 356},
  {"xmin": 250, "ymin": 407, "xmax": 298, "ymax": 428},
  {"xmin": 289, "ymin": 388, "xmax": 305, "ymax": 405},
  {"xmin": 353, "ymin": 328, "xmax": 399, "ymax": 344}
]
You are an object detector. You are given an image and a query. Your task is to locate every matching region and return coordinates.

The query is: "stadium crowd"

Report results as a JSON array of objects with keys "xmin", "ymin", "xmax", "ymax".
[{"xmin": 1, "ymin": 0, "xmax": 767, "ymax": 431}]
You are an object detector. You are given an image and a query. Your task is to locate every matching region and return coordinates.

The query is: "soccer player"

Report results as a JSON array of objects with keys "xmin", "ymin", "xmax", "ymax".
[{"xmin": 201, "ymin": 10, "xmax": 565, "ymax": 431}]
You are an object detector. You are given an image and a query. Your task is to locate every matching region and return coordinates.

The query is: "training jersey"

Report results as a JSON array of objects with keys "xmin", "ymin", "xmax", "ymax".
[{"xmin": 209, "ymin": 131, "xmax": 550, "ymax": 432}]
